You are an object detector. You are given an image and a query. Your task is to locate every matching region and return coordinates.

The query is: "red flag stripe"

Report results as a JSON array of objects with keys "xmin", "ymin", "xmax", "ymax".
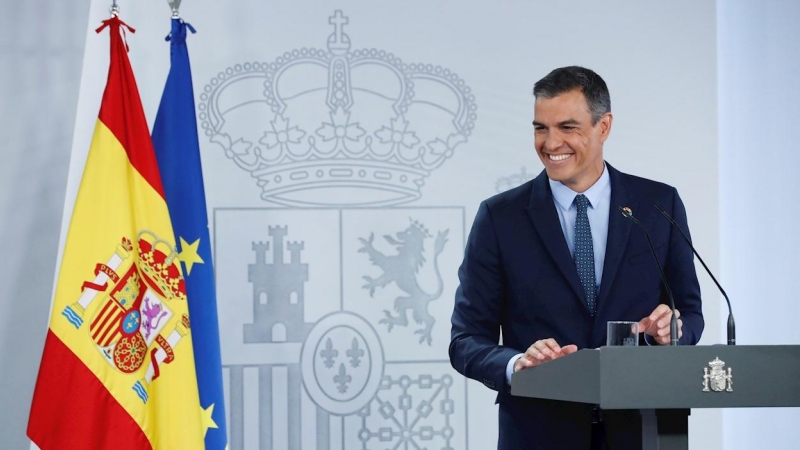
[
  {"xmin": 27, "ymin": 331, "xmax": 152, "ymax": 450},
  {"xmin": 97, "ymin": 18, "xmax": 165, "ymax": 199}
]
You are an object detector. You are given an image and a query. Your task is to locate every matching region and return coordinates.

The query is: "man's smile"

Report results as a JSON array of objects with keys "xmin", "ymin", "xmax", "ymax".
[{"xmin": 547, "ymin": 153, "xmax": 573, "ymax": 162}]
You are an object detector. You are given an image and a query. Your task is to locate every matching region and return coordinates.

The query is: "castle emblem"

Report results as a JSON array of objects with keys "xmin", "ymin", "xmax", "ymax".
[
  {"xmin": 358, "ymin": 220, "xmax": 449, "ymax": 345},
  {"xmin": 198, "ymin": 10, "xmax": 477, "ymax": 207},
  {"xmin": 702, "ymin": 357, "xmax": 733, "ymax": 392},
  {"xmin": 243, "ymin": 225, "xmax": 312, "ymax": 343},
  {"xmin": 61, "ymin": 231, "xmax": 191, "ymax": 403}
]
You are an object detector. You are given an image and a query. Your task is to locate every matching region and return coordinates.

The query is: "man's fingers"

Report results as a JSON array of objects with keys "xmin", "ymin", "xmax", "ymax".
[
  {"xmin": 518, "ymin": 356, "xmax": 535, "ymax": 369},
  {"xmin": 655, "ymin": 311, "xmax": 673, "ymax": 328},
  {"xmin": 533, "ymin": 339, "xmax": 560, "ymax": 359},
  {"xmin": 638, "ymin": 317, "xmax": 650, "ymax": 333},
  {"xmin": 649, "ymin": 304, "xmax": 671, "ymax": 322},
  {"xmin": 514, "ymin": 356, "xmax": 536, "ymax": 373},
  {"xmin": 527, "ymin": 341, "xmax": 553, "ymax": 360},
  {"xmin": 642, "ymin": 312, "xmax": 685, "ymax": 345},
  {"xmin": 524, "ymin": 346, "xmax": 546, "ymax": 361},
  {"xmin": 524, "ymin": 339, "xmax": 576, "ymax": 363},
  {"xmin": 562, "ymin": 344, "xmax": 578, "ymax": 354},
  {"xmin": 657, "ymin": 311, "xmax": 683, "ymax": 330},
  {"xmin": 656, "ymin": 309, "xmax": 682, "ymax": 328},
  {"xmin": 543, "ymin": 339, "xmax": 562, "ymax": 354}
]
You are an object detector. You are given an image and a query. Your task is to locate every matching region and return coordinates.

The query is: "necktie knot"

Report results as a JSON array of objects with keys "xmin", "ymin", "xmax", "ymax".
[{"xmin": 574, "ymin": 194, "xmax": 590, "ymax": 212}]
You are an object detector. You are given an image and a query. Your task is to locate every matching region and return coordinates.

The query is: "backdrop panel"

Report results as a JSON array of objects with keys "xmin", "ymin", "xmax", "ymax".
[{"xmin": 62, "ymin": 1, "xmax": 720, "ymax": 449}]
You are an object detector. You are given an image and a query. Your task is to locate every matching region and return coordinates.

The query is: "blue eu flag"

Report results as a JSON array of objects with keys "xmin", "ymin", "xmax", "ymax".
[{"xmin": 152, "ymin": 18, "xmax": 228, "ymax": 449}]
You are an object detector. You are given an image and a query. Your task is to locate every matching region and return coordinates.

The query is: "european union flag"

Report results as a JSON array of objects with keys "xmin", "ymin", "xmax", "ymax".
[{"xmin": 152, "ymin": 18, "xmax": 228, "ymax": 449}]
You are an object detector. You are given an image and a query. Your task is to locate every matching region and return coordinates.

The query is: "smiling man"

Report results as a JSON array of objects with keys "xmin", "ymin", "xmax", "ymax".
[{"xmin": 449, "ymin": 66, "xmax": 704, "ymax": 450}]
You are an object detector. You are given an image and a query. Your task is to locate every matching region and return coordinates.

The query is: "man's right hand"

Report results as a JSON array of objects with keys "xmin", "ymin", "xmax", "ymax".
[{"xmin": 513, "ymin": 339, "xmax": 578, "ymax": 373}]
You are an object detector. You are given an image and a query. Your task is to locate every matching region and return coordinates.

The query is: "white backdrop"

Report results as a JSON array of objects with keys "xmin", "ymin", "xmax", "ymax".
[
  {"xmin": 718, "ymin": 1, "xmax": 800, "ymax": 449},
  {"xmin": 1, "ymin": 1, "xmax": 795, "ymax": 449},
  {"xmin": 0, "ymin": 2, "xmax": 90, "ymax": 450}
]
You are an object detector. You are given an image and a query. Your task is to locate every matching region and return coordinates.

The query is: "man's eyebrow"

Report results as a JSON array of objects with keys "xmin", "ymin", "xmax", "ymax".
[{"xmin": 531, "ymin": 119, "xmax": 581, "ymax": 127}]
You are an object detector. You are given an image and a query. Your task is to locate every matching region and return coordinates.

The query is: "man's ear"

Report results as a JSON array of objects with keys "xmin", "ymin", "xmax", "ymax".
[{"xmin": 598, "ymin": 112, "xmax": 613, "ymax": 142}]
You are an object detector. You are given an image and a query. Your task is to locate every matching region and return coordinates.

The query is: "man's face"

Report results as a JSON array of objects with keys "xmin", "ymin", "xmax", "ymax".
[{"xmin": 533, "ymin": 89, "xmax": 612, "ymax": 193}]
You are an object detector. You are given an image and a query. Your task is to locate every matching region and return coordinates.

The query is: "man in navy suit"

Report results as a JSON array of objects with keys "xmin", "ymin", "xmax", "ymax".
[{"xmin": 449, "ymin": 66, "xmax": 704, "ymax": 450}]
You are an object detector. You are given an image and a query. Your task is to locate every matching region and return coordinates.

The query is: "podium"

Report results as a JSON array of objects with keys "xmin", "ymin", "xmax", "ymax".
[{"xmin": 510, "ymin": 345, "xmax": 800, "ymax": 450}]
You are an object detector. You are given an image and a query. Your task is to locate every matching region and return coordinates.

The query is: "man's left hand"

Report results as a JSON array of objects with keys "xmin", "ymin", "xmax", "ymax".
[{"xmin": 638, "ymin": 304, "xmax": 682, "ymax": 345}]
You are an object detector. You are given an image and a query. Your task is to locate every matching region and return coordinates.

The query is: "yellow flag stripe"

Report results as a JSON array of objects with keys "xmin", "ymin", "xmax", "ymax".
[{"xmin": 50, "ymin": 120, "xmax": 204, "ymax": 449}]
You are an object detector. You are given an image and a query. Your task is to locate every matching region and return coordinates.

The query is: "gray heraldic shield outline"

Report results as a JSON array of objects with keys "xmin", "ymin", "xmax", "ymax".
[{"xmin": 203, "ymin": 10, "xmax": 476, "ymax": 450}]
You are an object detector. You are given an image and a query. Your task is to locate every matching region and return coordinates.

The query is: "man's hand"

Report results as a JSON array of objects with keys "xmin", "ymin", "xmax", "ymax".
[
  {"xmin": 639, "ymin": 304, "xmax": 683, "ymax": 345},
  {"xmin": 514, "ymin": 339, "xmax": 578, "ymax": 373}
]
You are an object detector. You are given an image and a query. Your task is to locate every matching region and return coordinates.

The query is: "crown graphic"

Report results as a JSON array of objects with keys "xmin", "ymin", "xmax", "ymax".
[
  {"xmin": 198, "ymin": 10, "xmax": 477, "ymax": 207},
  {"xmin": 708, "ymin": 357, "xmax": 726, "ymax": 370},
  {"xmin": 409, "ymin": 218, "xmax": 431, "ymax": 238},
  {"xmin": 136, "ymin": 231, "xmax": 186, "ymax": 302}
]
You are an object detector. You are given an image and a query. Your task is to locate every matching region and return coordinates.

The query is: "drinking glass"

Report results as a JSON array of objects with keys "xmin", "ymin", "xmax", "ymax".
[{"xmin": 607, "ymin": 321, "xmax": 639, "ymax": 346}]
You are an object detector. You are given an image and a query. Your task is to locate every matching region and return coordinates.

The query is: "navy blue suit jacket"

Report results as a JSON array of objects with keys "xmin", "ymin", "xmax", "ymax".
[{"xmin": 449, "ymin": 164, "xmax": 703, "ymax": 450}]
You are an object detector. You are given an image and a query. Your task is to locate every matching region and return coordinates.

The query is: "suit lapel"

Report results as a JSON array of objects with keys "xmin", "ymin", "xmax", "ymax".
[
  {"xmin": 525, "ymin": 171, "xmax": 586, "ymax": 307},
  {"xmin": 596, "ymin": 164, "xmax": 636, "ymax": 308}
]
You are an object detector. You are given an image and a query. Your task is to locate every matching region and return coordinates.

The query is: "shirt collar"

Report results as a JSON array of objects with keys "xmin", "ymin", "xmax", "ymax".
[{"xmin": 549, "ymin": 163, "xmax": 610, "ymax": 210}]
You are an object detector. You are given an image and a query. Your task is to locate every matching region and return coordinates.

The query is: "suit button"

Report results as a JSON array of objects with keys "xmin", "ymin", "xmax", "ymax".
[{"xmin": 483, "ymin": 379, "xmax": 495, "ymax": 389}]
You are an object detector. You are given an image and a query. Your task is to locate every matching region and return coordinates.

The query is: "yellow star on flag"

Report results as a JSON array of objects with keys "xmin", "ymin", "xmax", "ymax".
[
  {"xmin": 178, "ymin": 237, "xmax": 204, "ymax": 275},
  {"xmin": 201, "ymin": 403, "xmax": 219, "ymax": 437}
]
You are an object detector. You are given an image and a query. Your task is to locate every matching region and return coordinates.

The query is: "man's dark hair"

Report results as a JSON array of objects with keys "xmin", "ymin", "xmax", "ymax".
[{"xmin": 533, "ymin": 66, "xmax": 611, "ymax": 124}]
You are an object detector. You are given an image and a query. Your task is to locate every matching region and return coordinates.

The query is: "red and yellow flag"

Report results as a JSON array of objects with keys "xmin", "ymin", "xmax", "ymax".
[{"xmin": 27, "ymin": 17, "xmax": 205, "ymax": 450}]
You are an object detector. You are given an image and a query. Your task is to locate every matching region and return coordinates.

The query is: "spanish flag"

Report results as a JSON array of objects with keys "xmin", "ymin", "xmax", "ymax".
[{"xmin": 27, "ymin": 16, "xmax": 205, "ymax": 450}]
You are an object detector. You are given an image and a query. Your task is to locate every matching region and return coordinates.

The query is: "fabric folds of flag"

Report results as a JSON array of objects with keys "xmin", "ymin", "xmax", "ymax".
[
  {"xmin": 27, "ymin": 17, "xmax": 205, "ymax": 450},
  {"xmin": 152, "ymin": 18, "xmax": 228, "ymax": 449}
]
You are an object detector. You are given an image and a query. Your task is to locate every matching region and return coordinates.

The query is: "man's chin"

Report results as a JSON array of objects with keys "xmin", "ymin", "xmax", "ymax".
[{"xmin": 543, "ymin": 167, "xmax": 567, "ymax": 182}]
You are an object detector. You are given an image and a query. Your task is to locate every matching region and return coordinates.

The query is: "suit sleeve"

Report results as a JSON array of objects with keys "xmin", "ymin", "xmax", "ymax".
[
  {"xmin": 449, "ymin": 201, "xmax": 520, "ymax": 392},
  {"xmin": 665, "ymin": 188, "xmax": 705, "ymax": 344}
]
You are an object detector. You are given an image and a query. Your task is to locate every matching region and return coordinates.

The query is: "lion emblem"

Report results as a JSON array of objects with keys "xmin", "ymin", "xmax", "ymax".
[{"xmin": 358, "ymin": 220, "xmax": 449, "ymax": 345}]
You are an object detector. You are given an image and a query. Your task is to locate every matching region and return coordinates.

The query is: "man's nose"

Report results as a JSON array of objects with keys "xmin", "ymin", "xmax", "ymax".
[{"xmin": 543, "ymin": 130, "xmax": 564, "ymax": 151}]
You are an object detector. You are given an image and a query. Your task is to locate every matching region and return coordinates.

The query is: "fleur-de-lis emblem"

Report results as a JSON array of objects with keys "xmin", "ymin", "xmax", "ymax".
[
  {"xmin": 320, "ymin": 337, "xmax": 338, "ymax": 368},
  {"xmin": 333, "ymin": 363, "xmax": 352, "ymax": 394},
  {"xmin": 346, "ymin": 337, "xmax": 364, "ymax": 368}
]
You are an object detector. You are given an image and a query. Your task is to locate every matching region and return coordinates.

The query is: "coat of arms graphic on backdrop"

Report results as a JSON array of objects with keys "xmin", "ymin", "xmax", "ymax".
[{"xmin": 203, "ymin": 10, "xmax": 476, "ymax": 450}]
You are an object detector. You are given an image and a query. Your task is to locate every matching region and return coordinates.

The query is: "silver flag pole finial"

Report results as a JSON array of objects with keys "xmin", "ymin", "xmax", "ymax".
[
  {"xmin": 110, "ymin": 0, "xmax": 120, "ymax": 17},
  {"xmin": 168, "ymin": 0, "xmax": 181, "ymax": 18}
]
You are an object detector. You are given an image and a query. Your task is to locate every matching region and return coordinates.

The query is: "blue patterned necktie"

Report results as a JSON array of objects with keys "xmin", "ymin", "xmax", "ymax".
[{"xmin": 574, "ymin": 194, "xmax": 597, "ymax": 315}]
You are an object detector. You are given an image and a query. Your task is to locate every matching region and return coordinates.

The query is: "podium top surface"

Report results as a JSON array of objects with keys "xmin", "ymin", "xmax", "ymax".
[{"xmin": 510, "ymin": 345, "xmax": 800, "ymax": 409}]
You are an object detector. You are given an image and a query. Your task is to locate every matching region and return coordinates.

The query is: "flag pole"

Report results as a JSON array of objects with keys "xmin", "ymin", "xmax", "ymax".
[{"xmin": 168, "ymin": 0, "xmax": 182, "ymax": 18}]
